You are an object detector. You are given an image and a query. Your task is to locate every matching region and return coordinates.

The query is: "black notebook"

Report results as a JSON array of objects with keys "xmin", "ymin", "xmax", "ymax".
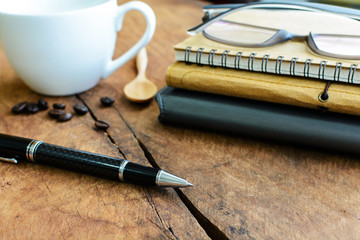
[{"xmin": 156, "ymin": 86, "xmax": 360, "ymax": 155}]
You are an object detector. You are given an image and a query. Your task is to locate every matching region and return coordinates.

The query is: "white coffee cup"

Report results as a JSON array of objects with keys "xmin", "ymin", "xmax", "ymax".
[{"xmin": 0, "ymin": 0, "xmax": 156, "ymax": 96}]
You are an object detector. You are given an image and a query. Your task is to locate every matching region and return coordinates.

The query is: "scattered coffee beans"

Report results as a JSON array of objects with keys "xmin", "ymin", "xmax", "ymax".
[
  {"xmin": 12, "ymin": 99, "xmax": 111, "ymax": 128},
  {"xmin": 11, "ymin": 101, "xmax": 28, "ymax": 114},
  {"xmin": 37, "ymin": 98, "xmax": 48, "ymax": 110},
  {"xmin": 100, "ymin": 97, "xmax": 114, "ymax": 107},
  {"xmin": 53, "ymin": 103, "xmax": 66, "ymax": 109},
  {"xmin": 26, "ymin": 102, "xmax": 40, "ymax": 114},
  {"xmin": 48, "ymin": 109, "xmax": 66, "ymax": 119},
  {"xmin": 73, "ymin": 104, "xmax": 88, "ymax": 115},
  {"xmin": 57, "ymin": 113, "xmax": 72, "ymax": 122},
  {"xmin": 95, "ymin": 120, "xmax": 110, "ymax": 130}
]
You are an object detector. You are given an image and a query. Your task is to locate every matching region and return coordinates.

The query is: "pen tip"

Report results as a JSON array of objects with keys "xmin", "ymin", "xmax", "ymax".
[{"xmin": 156, "ymin": 170, "xmax": 194, "ymax": 188}]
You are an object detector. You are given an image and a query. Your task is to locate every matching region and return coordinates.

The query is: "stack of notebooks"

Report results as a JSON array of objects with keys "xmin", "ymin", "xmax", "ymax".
[{"xmin": 156, "ymin": 3, "xmax": 360, "ymax": 155}]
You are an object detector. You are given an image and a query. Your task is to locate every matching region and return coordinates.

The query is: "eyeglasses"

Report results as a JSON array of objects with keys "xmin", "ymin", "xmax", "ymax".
[{"xmin": 188, "ymin": 3, "xmax": 360, "ymax": 60}]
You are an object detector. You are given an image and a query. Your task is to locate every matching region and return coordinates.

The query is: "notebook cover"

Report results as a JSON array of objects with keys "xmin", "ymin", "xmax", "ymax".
[
  {"xmin": 156, "ymin": 86, "xmax": 360, "ymax": 155},
  {"xmin": 166, "ymin": 61, "xmax": 360, "ymax": 116}
]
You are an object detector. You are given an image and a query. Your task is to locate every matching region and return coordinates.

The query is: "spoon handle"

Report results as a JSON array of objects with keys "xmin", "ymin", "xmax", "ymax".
[{"xmin": 136, "ymin": 47, "xmax": 148, "ymax": 77}]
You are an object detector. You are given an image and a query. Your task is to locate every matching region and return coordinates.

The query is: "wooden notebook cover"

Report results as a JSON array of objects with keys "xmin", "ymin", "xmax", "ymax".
[{"xmin": 166, "ymin": 61, "xmax": 360, "ymax": 116}]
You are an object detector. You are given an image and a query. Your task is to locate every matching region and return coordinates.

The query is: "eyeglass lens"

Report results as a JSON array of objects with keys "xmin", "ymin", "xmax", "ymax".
[
  {"xmin": 311, "ymin": 34, "xmax": 360, "ymax": 57},
  {"xmin": 204, "ymin": 21, "xmax": 278, "ymax": 46}
]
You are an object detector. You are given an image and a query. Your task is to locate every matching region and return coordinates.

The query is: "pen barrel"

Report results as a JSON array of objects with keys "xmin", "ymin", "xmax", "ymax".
[
  {"xmin": 0, "ymin": 134, "xmax": 181, "ymax": 187},
  {"xmin": 34, "ymin": 143, "xmax": 122, "ymax": 181},
  {"xmin": 0, "ymin": 133, "xmax": 32, "ymax": 159}
]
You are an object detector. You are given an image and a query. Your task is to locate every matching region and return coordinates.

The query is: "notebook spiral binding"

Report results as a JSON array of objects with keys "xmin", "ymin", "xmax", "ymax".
[
  {"xmin": 275, "ymin": 56, "xmax": 284, "ymax": 74},
  {"xmin": 261, "ymin": 54, "xmax": 270, "ymax": 73},
  {"xmin": 208, "ymin": 49, "xmax": 217, "ymax": 67},
  {"xmin": 185, "ymin": 47, "xmax": 192, "ymax": 65},
  {"xmin": 221, "ymin": 50, "xmax": 230, "ymax": 68},
  {"xmin": 304, "ymin": 58, "xmax": 313, "ymax": 78},
  {"xmin": 290, "ymin": 57, "xmax": 298, "ymax": 76},
  {"xmin": 348, "ymin": 64, "xmax": 358, "ymax": 83},
  {"xmin": 183, "ymin": 47, "xmax": 359, "ymax": 83},
  {"xmin": 234, "ymin": 52, "xmax": 243, "ymax": 70},
  {"xmin": 196, "ymin": 48, "xmax": 204, "ymax": 66},
  {"xmin": 248, "ymin": 53, "xmax": 257, "ymax": 71},
  {"xmin": 319, "ymin": 61, "xmax": 327, "ymax": 80},
  {"xmin": 334, "ymin": 62, "xmax": 342, "ymax": 81}
]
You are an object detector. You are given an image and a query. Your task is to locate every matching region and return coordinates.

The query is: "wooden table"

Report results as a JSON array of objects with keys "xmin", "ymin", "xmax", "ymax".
[{"xmin": 1, "ymin": 0, "xmax": 360, "ymax": 239}]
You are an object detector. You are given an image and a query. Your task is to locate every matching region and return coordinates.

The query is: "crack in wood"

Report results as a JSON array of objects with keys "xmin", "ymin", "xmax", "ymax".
[
  {"xmin": 75, "ymin": 95, "xmax": 98, "ymax": 121},
  {"xmin": 174, "ymin": 188, "xmax": 230, "ymax": 240},
  {"xmin": 75, "ymin": 95, "xmax": 127, "ymax": 159},
  {"xmin": 105, "ymin": 132, "xmax": 127, "ymax": 160},
  {"xmin": 75, "ymin": 95, "xmax": 229, "ymax": 239},
  {"xmin": 168, "ymin": 227, "xmax": 180, "ymax": 240},
  {"xmin": 112, "ymin": 106, "xmax": 230, "ymax": 240},
  {"xmin": 143, "ymin": 188, "xmax": 178, "ymax": 240},
  {"xmin": 75, "ymin": 95, "xmax": 177, "ymax": 237},
  {"xmin": 41, "ymin": 176, "xmax": 54, "ymax": 196}
]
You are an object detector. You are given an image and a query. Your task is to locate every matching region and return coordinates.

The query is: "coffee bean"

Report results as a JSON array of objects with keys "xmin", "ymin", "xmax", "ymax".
[
  {"xmin": 53, "ymin": 103, "xmax": 66, "ymax": 109},
  {"xmin": 73, "ymin": 104, "xmax": 88, "ymax": 115},
  {"xmin": 26, "ymin": 102, "xmax": 40, "ymax": 114},
  {"xmin": 48, "ymin": 109, "xmax": 66, "ymax": 119},
  {"xmin": 100, "ymin": 97, "xmax": 114, "ymax": 107},
  {"xmin": 37, "ymin": 98, "xmax": 48, "ymax": 110},
  {"xmin": 11, "ymin": 101, "xmax": 28, "ymax": 114},
  {"xmin": 95, "ymin": 120, "xmax": 110, "ymax": 130},
  {"xmin": 57, "ymin": 113, "xmax": 72, "ymax": 122}
]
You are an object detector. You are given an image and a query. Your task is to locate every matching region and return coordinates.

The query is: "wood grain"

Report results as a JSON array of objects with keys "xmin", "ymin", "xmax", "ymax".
[
  {"xmin": 1, "ymin": 0, "xmax": 360, "ymax": 239},
  {"xmin": 0, "ymin": 59, "xmax": 208, "ymax": 239},
  {"xmin": 0, "ymin": 0, "xmax": 208, "ymax": 239},
  {"xmin": 101, "ymin": 0, "xmax": 360, "ymax": 239}
]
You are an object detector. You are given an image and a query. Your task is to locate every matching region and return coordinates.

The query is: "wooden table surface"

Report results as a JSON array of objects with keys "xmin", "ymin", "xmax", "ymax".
[{"xmin": 1, "ymin": 0, "xmax": 360, "ymax": 239}]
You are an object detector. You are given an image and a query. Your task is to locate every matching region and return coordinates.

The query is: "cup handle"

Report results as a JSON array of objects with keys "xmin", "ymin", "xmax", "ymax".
[{"xmin": 102, "ymin": 1, "xmax": 156, "ymax": 79}]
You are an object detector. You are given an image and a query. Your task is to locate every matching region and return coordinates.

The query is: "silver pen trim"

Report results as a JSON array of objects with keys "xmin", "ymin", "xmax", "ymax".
[
  {"xmin": 156, "ymin": 170, "xmax": 193, "ymax": 188},
  {"xmin": 118, "ymin": 160, "xmax": 129, "ymax": 182},
  {"xmin": 26, "ymin": 140, "xmax": 43, "ymax": 163},
  {"xmin": 155, "ymin": 170, "xmax": 165, "ymax": 187}
]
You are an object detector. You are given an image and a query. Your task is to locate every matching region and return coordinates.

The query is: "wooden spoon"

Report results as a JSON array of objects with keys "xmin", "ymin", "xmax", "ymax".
[{"xmin": 124, "ymin": 47, "xmax": 158, "ymax": 103}]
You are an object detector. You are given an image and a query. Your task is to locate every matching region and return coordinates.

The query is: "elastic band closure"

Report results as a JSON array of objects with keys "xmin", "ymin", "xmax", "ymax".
[{"xmin": 319, "ymin": 81, "xmax": 332, "ymax": 102}]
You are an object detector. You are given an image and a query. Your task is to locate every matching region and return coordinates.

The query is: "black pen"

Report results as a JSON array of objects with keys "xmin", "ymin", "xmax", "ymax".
[{"xmin": 0, "ymin": 133, "xmax": 193, "ymax": 188}]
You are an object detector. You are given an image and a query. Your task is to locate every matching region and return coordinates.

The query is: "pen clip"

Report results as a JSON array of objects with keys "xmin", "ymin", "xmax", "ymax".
[{"xmin": 0, "ymin": 156, "xmax": 18, "ymax": 164}]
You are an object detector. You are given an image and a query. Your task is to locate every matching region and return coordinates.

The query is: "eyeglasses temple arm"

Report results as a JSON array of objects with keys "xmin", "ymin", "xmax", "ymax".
[{"xmin": 203, "ymin": 2, "xmax": 360, "ymax": 21}]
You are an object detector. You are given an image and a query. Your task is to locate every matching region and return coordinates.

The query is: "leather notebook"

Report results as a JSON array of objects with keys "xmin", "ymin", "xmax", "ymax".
[{"xmin": 156, "ymin": 86, "xmax": 360, "ymax": 155}]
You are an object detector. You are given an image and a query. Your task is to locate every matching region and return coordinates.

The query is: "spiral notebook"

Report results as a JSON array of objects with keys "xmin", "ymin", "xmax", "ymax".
[{"xmin": 174, "ymin": 9, "xmax": 360, "ymax": 83}]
